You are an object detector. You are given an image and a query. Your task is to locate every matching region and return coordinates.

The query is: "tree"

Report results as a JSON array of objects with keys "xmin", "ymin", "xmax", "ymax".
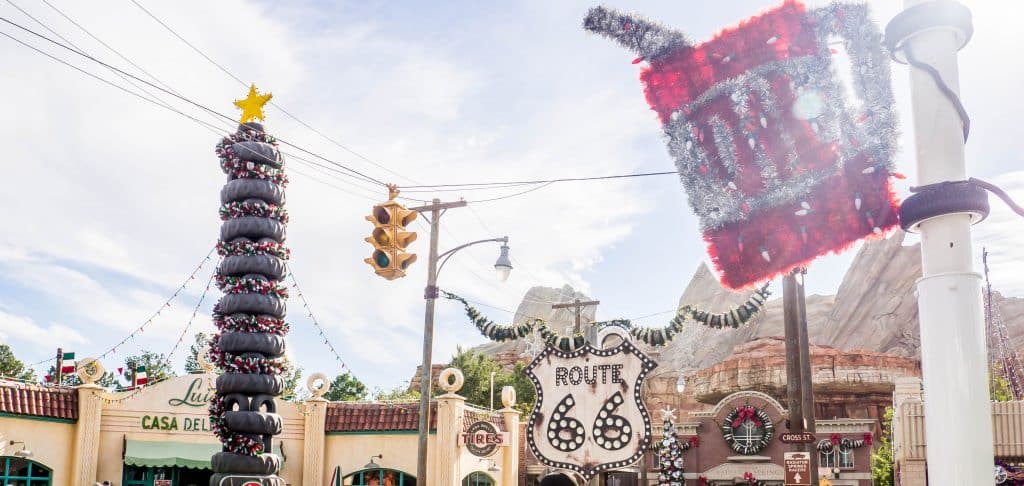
[
  {"xmin": 45, "ymin": 363, "xmax": 120, "ymax": 388},
  {"xmin": 373, "ymin": 383, "xmax": 420, "ymax": 401},
  {"xmin": 324, "ymin": 372, "xmax": 367, "ymax": 401},
  {"xmin": 991, "ymin": 363, "xmax": 1015, "ymax": 402},
  {"xmin": 655, "ymin": 411, "xmax": 685, "ymax": 486},
  {"xmin": 183, "ymin": 332, "xmax": 210, "ymax": 374},
  {"xmin": 0, "ymin": 344, "xmax": 36, "ymax": 381},
  {"xmin": 870, "ymin": 407, "xmax": 895, "ymax": 486},
  {"xmin": 122, "ymin": 350, "xmax": 175, "ymax": 386},
  {"xmin": 447, "ymin": 347, "xmax": 535, "ymax": 414},
  {"xmin": 280, "ymin": 358, "xmax": 305, "ymax": 401}
]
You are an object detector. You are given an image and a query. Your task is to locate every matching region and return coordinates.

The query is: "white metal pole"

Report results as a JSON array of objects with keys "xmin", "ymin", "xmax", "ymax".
[{"xmin": 901, "ymin": 1, "xmax": 992, "ymax": 483}]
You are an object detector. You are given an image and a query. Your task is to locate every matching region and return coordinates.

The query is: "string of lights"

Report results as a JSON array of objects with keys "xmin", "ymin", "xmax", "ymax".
[
  {"xmin": 92, "ymin": 247, "xmax": 216, "ymax": 361},
  {"xmin": 160, "ymin": 267, "xmax": 218, "ymax": 372},
  {"xmin": 285, "ymin": 265, "xmax": 356, "ymax": 377}
]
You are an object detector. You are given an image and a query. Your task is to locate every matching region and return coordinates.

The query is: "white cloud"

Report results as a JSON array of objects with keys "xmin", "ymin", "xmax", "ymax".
[{"xmin": 0, "ymin": 310, "xmax": 86, "ymax": 348}]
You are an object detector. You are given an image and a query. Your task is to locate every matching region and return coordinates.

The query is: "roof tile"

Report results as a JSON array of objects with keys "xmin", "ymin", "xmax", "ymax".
[
  {"xmin": 0, "ymin": 381, "xmax": 78, "ymax": 420},
  {"xmin": 325, "ymin": 401, "xmax": 437, "ymax": 432}
]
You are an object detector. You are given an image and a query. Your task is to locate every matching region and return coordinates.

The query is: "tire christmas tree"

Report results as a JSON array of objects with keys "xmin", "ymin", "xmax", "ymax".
[
  {"xmin": 656, "ymin": 412, "xmax": 685, "ymax": 486},
  {"xmin": 208, "ymin": 86, "xmax": 289, "ymax": 486}
]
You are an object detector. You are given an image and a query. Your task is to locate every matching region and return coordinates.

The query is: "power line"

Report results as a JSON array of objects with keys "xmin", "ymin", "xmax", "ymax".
[
  {"xmin": 466, "ymin": 181, "xmax": 556, "ymax": 203},
  {"xmin": 123, "ymin": 0, "xmax": 420, "ymax": 185},
  {"xmin": 0, "ymin": 15, "xmax": 390, "ymax": 187},
  {"xmin": 400, "ymin": 170, "xmax": 679, "ymax": 189}
]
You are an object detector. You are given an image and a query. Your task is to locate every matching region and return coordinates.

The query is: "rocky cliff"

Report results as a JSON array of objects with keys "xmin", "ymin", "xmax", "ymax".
[{"xmin": 466, "ymin": 231, "xmax": 1024, "ymax": 377}]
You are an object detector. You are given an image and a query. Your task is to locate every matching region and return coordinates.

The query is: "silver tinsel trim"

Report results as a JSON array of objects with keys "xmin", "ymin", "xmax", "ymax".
[
  {"xmin": 583, "ymin": 6, "xmax": 691, "ymax": 61},
  {"xmin": 655, "ymin": 3, "xmax": 898, "ymax": 232}
]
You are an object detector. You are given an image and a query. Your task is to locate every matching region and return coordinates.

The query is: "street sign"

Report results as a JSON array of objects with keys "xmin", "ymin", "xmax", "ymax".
[
  {"xmin": 784, "ymin": 452, "xmax": 811, "ymax": 485},
  {"xmin": 779, "ymin": 432, "xmax": 816, "ymax": 444},
  {"xmin": 524, "ymin": 340, "xmax": 658, "ymax": 481}
]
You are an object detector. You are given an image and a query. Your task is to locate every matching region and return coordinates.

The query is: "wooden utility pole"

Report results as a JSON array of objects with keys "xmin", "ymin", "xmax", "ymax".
[
  {"xmin": 55, "ymin": 347, "xmax": 63, "ymax": 385},
  {"xmin": 783, "ymin": 269, "xmax": 818, "ymax": 486},
  {"xmin": 551, "ymin": 298, "xmax": 600, "ymax": 333}
]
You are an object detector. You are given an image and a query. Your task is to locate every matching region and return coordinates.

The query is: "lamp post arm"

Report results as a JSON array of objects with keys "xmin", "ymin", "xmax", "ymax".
[{"xmin": 435, "ymin": 236, "xmax": 509, "ymax": 278}]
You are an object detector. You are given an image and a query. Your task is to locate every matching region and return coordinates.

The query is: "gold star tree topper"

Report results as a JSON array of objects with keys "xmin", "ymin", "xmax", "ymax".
[{"xmin": 233, "ymin": 84, "xmax": 272, "ymax": 123}]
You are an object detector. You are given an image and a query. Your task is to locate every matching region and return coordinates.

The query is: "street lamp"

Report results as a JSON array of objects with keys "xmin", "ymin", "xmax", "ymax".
[
  {"xmin": 411, "ymin": 196, "xmax": 514, "ymax": 484},
  {"xmin": 8, "ymin": 441, "xmax": 32, "ymax": 459}
]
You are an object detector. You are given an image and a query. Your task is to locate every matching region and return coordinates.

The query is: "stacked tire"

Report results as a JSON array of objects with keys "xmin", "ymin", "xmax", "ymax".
[{"xmin": 210, "ymin": 122, "xmax": 288, "ymax": 486}]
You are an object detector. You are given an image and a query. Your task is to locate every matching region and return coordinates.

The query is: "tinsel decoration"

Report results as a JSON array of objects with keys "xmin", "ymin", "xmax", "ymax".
[
  {"xmin": 584, "ymin": 1, "xmax": 900, "ymax": 289},
  {"xmin": 209, "ymin": 395, "xmax": 266, "ymax": 456},
  {"xmin": 212, "ymin": 307, "xmax": 290, "ymax": 335},
  {"xmin": 209, "ymin": 333, "xmax": 287, "ymax": 374},
  {"xmin": 442, "ymin": 284, "xmax": 770, "ymax": 348},
  {"xmin": 215, "ymin": 275, "xmax": 289, "ymax": 298},
  {"xmin": 219, "ymin": 201, "xmax": 290, "ymax": 223},
  {"xmin": 217, "ymin": 240, "xmax": 291, "ymax": 259},
  {"xmin": 655, "ymin": 413, "xmax": 686, "ymax": 486},
  {"xmin": 817, "ymin": 436, "xmax": 867, "ymax": 452}
]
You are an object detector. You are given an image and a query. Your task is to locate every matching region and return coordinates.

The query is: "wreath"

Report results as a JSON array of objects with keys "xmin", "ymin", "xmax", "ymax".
[{"xmin": 721, "ymin": 405, "xmax": 774, "ymax": 455}]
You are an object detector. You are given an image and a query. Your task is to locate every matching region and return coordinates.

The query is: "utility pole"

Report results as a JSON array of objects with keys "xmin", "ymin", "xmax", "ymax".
[
  {"xmin": 783, "ymin": 269, "xmax": 817, "ymax": 486},
  {"xmin": 410, "ymin": 197, "xmax": 467, "ymax": 483},
  {"xmin": 886, "ymin": 1, "xmax": 992, "ymax": 483},
  {"xmin": 54, "ymin": 347, "xmax": 63, "ymax": 385},
  {"xmin": 551, "ymin": 298, "xmax": 601, "ymax": 333}
]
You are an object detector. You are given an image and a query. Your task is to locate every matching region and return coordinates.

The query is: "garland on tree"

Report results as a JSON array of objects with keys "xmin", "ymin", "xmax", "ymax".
[
  {"xmin": 219, "ymin": 158, "xmax": 289, "ymax": 186},
  {"xmin": 442, "ymin": 283, "xmax": 770, "ymax": 348},
  {"xmin": 209, "ymin": 333, "xmax": 287, "ymax": 374},
  {"xmin": 212, "ymin": 308, "xmax": 290, "ymax": 335},
  {"xmin": 215, "ymin": 275, "xmax": 289, "ymax": 298},
  {"xmin": 209, "ymin": 395, "xmax": 267, "ymax": 455},
  {"xmin": 219, "ymin": 201, "xmax": 290, "ymax": 223},
  {"xmin": 216, "ymin": 239, "xmax": 291, "ymax": 259}
]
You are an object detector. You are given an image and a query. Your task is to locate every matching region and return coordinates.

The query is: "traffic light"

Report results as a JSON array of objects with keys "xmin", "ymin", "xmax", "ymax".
[{"xmin": 365, "ymin": 187, "xmax": 418, "ymax": 280}]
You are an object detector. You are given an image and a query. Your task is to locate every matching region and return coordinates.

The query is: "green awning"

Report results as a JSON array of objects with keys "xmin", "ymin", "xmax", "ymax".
[{"xmin": 124, "ymin": 440, "xmax": 284, "ymax": 470}]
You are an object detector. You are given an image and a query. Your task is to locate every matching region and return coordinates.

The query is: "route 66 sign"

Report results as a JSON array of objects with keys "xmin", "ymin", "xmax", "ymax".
[{"xmin": 524, "ymin": 339, "xmax": 657, "ymax": 480}]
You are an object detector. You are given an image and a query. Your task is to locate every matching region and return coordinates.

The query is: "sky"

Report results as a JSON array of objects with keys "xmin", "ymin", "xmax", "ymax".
[{"xmin": 0, "ymin": 0, "xmax": 1022, "ymax": 390}]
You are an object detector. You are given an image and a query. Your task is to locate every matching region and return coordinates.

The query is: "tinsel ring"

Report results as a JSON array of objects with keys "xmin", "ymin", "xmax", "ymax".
[
  {"xmin": 212, "ymin": 310, "xmax": 290, "ymax": 335},
  {"xmin": 216, "ymin": 240, "xmax": 291, "ymax": 260},
  {"xmin": 219, "ymin": 201, "xmax": 290, "ymax": 224},
  {"xmin": 219, "ymin": 158, "xmax": 290, "ymax": 186},
  {"xmin": 215, "ymin": 275, "xmax": 289, "ymax": 298}
]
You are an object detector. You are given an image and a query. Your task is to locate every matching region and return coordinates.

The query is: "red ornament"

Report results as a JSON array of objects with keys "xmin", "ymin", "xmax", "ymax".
[
  {"xmin": 831, "ymin": 433, "xmax": 841, "ymax": 445},
  {"xmin": 864, "ymin": 433, "xmax": 873, "ymax": 446}
]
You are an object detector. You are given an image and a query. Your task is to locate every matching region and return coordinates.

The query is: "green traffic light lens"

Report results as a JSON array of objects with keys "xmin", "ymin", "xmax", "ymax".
[{"xmin": 374, "ymin": 250, "xmax": 390, "ymax": 268}]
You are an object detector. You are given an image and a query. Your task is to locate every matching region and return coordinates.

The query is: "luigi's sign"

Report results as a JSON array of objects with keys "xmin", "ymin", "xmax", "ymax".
[{"xmin": 524, "ymin": 339, "xmax": 657, "ymax": 481}]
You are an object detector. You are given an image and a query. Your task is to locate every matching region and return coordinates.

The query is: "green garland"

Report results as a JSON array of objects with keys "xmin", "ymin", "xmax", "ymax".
[{"xmin": 442, "ymin": 283, "xmax": 770, "ymax": 348}]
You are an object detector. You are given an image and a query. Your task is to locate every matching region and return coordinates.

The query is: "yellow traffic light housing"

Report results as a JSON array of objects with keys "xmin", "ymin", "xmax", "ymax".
[{"xmin": 364, "ymin": 185, "xmax": 418, "ymax": 280}]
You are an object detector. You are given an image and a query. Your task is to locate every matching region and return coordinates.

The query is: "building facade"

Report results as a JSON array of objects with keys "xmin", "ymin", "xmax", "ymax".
[{"xmin": 0, "ymin": 368, "xmax": 519, "ymax": 486}]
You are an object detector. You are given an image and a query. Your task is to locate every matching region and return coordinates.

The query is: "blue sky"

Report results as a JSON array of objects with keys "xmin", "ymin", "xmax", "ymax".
[{"xmin": 1, "ymin": 0, "xmax": 1022, "ymax": 390}]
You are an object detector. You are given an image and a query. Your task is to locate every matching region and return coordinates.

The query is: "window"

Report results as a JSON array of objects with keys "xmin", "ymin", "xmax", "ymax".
[
  {"xmin": 343, "ymin": 468, "xmax": 416, "ymax": 486},
  {"xmin": 462, "ymin": 472, "xmax": 495, "ymax": 486},
  {"xmin": 838, "ymin": 447, "xmax": 855, "ymax": 468},
  {"xmin": 819, "ymin": 450, "xmax": 836, "ymax": 468},
  {"xmin": 819, "ymin": 448, "xmax": 855, "ymax": 470},
  {"xmin": 0, "ymin": 456, "xmax": 52, "ymax": 485}
]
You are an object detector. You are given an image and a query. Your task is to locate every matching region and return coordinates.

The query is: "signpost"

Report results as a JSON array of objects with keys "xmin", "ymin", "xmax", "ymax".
[
  {"xmin": 779, "ymin": 432, "xmax": 816, "ymax": 444},
  {"xmin": 524, "ymin": 340, "xmax": 657, "ymax": 481},
  {"xmin": 784, "ymin": 452, "xmax": 811, "ymax": 486},
  {"xmin": 459, "ymin": 421, "xmax": 509, "ymax": 457}
]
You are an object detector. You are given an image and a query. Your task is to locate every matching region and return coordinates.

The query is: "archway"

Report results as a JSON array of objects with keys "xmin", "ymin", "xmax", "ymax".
[
  {"xmin": 540, "ymin": 473, "xmax": 576, "ymax": 486},
  {"xmin": 343, "ymin": 468, "xmax": 416, "ymax": 486},
  {"xmin": 0, "ymin": 456, "xmax": 52, "ymax": 485},
  {"xmin": 462, "ymin": 471, "xmax": 495, "ymax": 486}
]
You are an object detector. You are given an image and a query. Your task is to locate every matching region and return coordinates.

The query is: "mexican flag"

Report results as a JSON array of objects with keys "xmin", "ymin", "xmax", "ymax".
[
  {"xmin": 135, "ymin": 365, "xmax": 148, "ymax": 386},
  {"xmin": 60, "ymin": 352, "xmax": 76, "ymax": 373}
]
